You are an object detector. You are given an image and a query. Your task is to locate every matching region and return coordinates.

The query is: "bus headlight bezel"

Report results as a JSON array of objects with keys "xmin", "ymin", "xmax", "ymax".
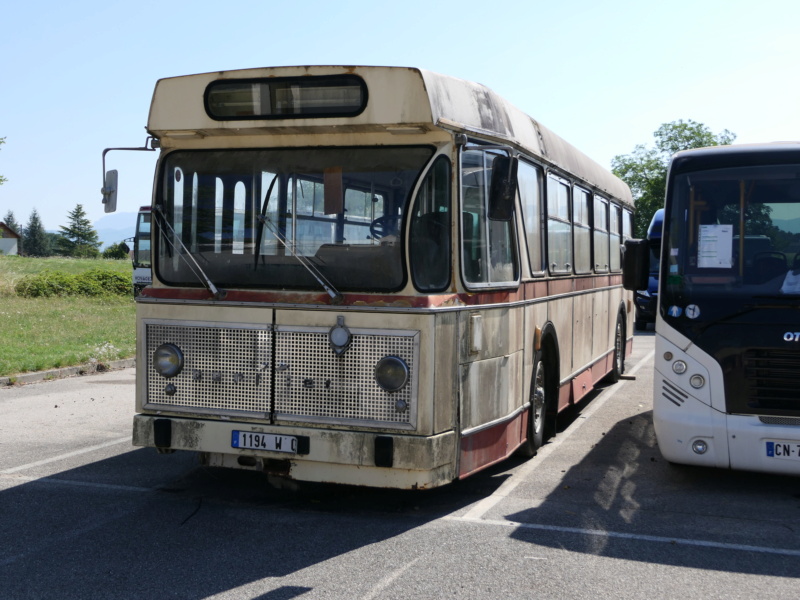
[
  {"xmin": 374, "ymin": 356, "xmax": 409, "ymax": 392},
  {"xmin": 154, "ymin": 343, "xmax": 184, "ymax": 378}
]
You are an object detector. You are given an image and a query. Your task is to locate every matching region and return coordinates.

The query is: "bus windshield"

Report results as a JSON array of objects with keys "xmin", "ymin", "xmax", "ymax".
[
  {"xmin": 156, "ymin": 146, "xmax": 434, "ymax": 291},
  {"xmin": 662, "ymin": 163, "xmax": 800, "ymax": 331}
]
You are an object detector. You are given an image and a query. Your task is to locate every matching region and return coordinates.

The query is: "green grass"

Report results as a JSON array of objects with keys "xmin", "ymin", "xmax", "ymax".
[{"xmin": 0, "ymin": 256, "xmax": 136, "ymax": 377}]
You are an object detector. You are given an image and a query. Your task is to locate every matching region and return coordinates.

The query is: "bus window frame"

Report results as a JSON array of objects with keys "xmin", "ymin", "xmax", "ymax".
[
  {"xmin": 546, "ymin": 172, "xmax": 573, "ymax": 276},
  {"xmin": 572, "ymin": 185, "xmax": 593, "ymax": 275},
  {"xmin": 458, "ymin": 145, "xmax": 521, "ymax": 290},
  {"xmin": 518, "ymin": 158, "xmax": 546, "ymax": 278}
]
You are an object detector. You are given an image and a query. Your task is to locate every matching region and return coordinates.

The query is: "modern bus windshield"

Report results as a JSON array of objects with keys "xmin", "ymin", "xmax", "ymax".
[
  {"xmin": 662, "ymin": 163, "xmax": 800, "ymax": 338},
  {"xmin": 157, "ymin": 146, "xmax": 433, "ymax": 291}
]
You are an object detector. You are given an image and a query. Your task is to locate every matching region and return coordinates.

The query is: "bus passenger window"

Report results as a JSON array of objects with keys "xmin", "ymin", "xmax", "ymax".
[
  {"xmin": 518, "ymin": 161, "xmax": 544, "ymax": 275},
  {"xmin": 573, "ymin": 187, "xmax": 591, "ymax": 274},
  {"xmin": 593, "ymin": 196, "xmax": 609, "ymax": 272},
  {"xmin": 460, "ymin": 150, "xmax": 519, "ymax": 287},
  {"xmin": 547, "ymin": 176, "xmax": 572, "ymax": 274},
  {"xmin": 410, "ymin": 156, "xmax": 451, "ymax": 292}
]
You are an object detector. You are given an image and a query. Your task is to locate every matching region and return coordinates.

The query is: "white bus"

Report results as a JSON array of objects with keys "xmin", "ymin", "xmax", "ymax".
[
  {"xmin": 104, "ymin": 66, "xmax": 634, "ymax": 489},
  {"xmin": 624, "ymin": 143, "xmax": 800, "ymax": 476},
  {"xmin": 132, "ymin": 206, "xmax": 152, "ymax": 296}
]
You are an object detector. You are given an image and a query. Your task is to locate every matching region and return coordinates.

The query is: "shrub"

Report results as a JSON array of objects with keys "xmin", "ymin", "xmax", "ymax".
[
  {"xmin": 15, "ymin": 270, "xmax": 79, "ymax": 297},
  {"xmin": 15, "ymin": 269, "xmax": 132, "ymax": 298}
]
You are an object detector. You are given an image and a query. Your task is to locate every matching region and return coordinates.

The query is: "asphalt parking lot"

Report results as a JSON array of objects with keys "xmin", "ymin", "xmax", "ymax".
[{"xmin": 1, "ymin": 332, "xmax": 799, "ymax": 599}]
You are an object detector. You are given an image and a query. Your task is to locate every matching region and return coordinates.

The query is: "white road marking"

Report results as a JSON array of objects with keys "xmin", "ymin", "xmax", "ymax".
[
  {"xmin": 462, "ymin": 350, "xmax": 656, "ymax": 521},
  {"xmin": 448, "ymin": 515, "xmax": 800, "ymax": 558},
  {"xmin": 361, "ymin": 556, "xmax": 422, "ymax": 600},
  {"xmin": 0, "ymin": 436, "xmax": 132, "ymax": 474}
]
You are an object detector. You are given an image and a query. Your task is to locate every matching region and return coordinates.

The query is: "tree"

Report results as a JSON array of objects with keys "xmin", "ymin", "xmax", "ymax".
[
  {"xmin": 612, "ymin": 119, "xmax": 736, "ymax": 238},
  {"xmin": 102, "ymin": 241, "xmax": 131, "ymax": 260},
  {"xmin": 57, "ymin": 204, "xmax": 101, "ymax": 258},
  {"xmin": 3, "ymin": 210, "xmax": 21, "ymax": 236},
  {"xmin": 23, "ymin": 209, "xmax": 51, "ymax": 257}
]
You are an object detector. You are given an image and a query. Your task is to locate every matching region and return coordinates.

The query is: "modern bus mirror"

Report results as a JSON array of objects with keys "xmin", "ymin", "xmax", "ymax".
[
  {"xmin": 622, "ymin": 238, "xmax": 650, "ymax": 291},
  {"xmin": 488, "ymin": 156, "xmax": 518, "ymax": 221},
  {"xmin": 102, "ymin": 169, "xmax": 118, "ymax": 214}
]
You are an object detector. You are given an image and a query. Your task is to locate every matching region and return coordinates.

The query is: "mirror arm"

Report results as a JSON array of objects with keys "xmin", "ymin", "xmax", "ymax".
[{"xmin": 101, "ymin": 136, "xmax": 160, "ymax": 206}]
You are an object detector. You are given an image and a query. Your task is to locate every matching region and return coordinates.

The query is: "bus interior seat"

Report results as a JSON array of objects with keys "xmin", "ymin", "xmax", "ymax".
[{"xmin": 462, "ymin": 212, "xmax": 481, "ymax": 281}]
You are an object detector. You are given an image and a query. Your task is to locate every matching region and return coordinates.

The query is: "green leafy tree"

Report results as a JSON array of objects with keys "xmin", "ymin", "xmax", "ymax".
[
  {"xmin": 23, "ymin": 209, "xmax": 52, "ymax": 257},
  {"xmin": 57, "ymin": 204, "xmax": 102, "ymax": 258},
  {"xmin": 612, "ymin": 119, "xmax": 736, "ymax": 238},
  {"xmin": 102, "ymin": 241, "xmax": 131, "ymax": 260}
]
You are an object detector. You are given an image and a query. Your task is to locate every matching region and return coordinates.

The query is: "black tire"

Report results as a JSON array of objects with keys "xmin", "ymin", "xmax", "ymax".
[
  {"xmin": 517, "ymin": 352, "xmax": 548, "ymax": 458},
  {"xmin": 607, "ymin": 315, "xmax": 625, "ymax": 383}
]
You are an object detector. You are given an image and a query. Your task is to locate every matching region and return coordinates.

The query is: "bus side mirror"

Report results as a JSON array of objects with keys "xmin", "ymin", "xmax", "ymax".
[
  {"xmin": 102, "ymin": 170, "xmax": 118, "ymax": 213},
  {"xmin": 488, "ymin": 156, "xmax": 518, "ymax": 221},
  {"xmin": 622, "ymin": 239, "xmax": 649, "ymax": 291}
]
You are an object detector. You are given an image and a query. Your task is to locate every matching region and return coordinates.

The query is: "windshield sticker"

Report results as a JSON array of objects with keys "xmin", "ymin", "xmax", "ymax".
[
  {"xmin": 667, "ymin": 305, "xmax": 683, "ymax": 317},
  {"xmin": 685, "ymin": 304, "xmax": 701, "ymax": 319},
  {"xmin": 698, "ymin": 224, "xmax": 733, "ymax": 268}
]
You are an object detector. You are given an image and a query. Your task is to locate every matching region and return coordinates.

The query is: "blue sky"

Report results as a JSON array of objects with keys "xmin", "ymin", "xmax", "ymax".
[{"xmin": 2, "ymin": 0, "xmax": 799, "ymax": 233}]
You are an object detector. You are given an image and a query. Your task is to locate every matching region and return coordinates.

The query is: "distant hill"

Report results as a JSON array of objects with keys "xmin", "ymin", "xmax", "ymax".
[
  {"xmin": 773, "ymin": 217, "xmax": 800, "ymax": 235},
  {"xmin": 94, "ymin": 211, "xmax": 138, "ymax": 250}
]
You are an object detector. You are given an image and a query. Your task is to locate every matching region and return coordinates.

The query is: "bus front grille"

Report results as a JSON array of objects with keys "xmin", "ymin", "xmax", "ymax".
[
  {"xmin": 144, "ymin": 322, "xmax": 418, "ymax": 428},
  {"xmin": 743, "ymin": 350, "xmax": 800, "ymax": 411}
]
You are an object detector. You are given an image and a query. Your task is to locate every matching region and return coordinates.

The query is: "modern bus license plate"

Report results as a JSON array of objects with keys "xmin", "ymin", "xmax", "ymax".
[
  {"xmin": 232, "ymin": 431, "xmax": 298, "ymax": 454},
  {"xmin": 765, "ymin": 440, "xmax": 800, "ymax": 461}
]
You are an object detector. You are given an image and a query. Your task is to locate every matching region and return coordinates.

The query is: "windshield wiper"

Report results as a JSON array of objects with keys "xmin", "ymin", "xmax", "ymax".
[
  {"xmin": 153, "ymin": 205, "xmax": 227, "ymax": 300},
  {"xmin": 696, "ymin": 298, "xmax": 800, "ymax": 333},
  {"xmin": 253, "ymin": 174, "xmax": 343, "ymax": 304},
  {"xmin": 255, "ymin": 213, "xmax": 343, "ymax": 304}
]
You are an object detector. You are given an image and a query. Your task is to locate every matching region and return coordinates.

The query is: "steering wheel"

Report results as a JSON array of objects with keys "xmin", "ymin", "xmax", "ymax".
[{"xmin": 370, "ymin": 215, "xmax": 401, "ymax": 239}]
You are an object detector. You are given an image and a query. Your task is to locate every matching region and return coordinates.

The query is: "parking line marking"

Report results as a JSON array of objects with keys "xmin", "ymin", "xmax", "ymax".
[
  {"xmin": 448, "ymin": 515, "xmax": 800, "ymax": 558},
  {"xmin": 0, "ymin": 436, "xmax": 132, "ymax": 474},
  {"xmin": 0, "ymin": 472, "xmax": 154, "ymax": 493},
  {"xmin": 462, "ymin": 349, "xmax": 655, "ymax": 521}
]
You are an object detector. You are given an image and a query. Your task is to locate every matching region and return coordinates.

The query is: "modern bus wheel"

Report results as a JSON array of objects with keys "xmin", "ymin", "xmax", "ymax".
[
  {"xmin": 517, "ymin": 353, "xmax": 548, "ymax": 458},
  {"xmin": 607, "ymin": 315, "xmax": 625, "ymax": 383}
]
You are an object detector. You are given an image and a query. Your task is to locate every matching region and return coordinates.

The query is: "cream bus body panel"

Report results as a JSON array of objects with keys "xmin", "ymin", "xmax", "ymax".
[{"xmin": 457, "ymin": 306, "xmax": 525, "ymax": 432}]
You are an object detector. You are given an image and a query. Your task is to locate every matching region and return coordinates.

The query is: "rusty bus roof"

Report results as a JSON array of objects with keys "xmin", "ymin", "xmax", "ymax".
[{"xmin": 148, "ymin": 66, "xmax": 631, "ymax": 203}]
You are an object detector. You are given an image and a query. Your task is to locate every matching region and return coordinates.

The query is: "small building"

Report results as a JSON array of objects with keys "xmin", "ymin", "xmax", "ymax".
[{"xmin": 0, "ymin": 222, "xmax": 20, "ymax": 255}]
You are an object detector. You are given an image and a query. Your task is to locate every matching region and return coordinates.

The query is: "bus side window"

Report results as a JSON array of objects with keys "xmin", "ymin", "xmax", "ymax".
[
  {"xmin": 547, "ymin": 175, "xmax": 572, "ymax": 274},
  {"xmin": 518, "ymin": 160, "xmax": 544, "ymax": 275},
  {"xmin": 593, "ymin": 195, "xmax": 609, "ymax": 272},
  {"xmin": 410, "ymin": 155, "xmax": 451, "ymax": 292},
  {"xmin": 460, "ymin": 149, "xmax": 519, "ymax": 286}
]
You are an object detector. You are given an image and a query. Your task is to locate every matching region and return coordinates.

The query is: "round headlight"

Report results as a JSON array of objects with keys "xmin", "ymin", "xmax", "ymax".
[
  {"xmin": 672, "ymin": 360, "xmax": 687, "ymax": 375},
  {"xmin": 692, "ymin": 439, "xmax": 708, "ymax": 454},
  {"xmin": 690, "ymin": 374, "xmax": 705, "ymax": 389},
  {"xmin": 374, "ymin": 356, "xmax": 409, "ymax": 392},
  {"xmin": 154, "ymin": 343, "xmax": 184, "ymax": 378}
]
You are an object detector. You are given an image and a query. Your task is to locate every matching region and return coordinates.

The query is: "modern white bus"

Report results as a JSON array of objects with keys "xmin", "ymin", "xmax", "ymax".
[
  {"xmin": 104, "ymin": 66, "xmax": 634, "ymax": 489},
  {"xmin": 624, "ymin": 143, "xmax": 800, "ymax": 476}
]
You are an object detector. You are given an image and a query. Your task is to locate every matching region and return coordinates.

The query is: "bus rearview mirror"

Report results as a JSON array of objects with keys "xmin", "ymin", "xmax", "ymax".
[
  {"xmin": 488, "ymin": 156, "xmax": 518, "ymax": 221},
  {"xmin": 102, "ymin": 170, "xmax": 118, "ymax": 213},
  {"xmin": 622, "ymin": 238, "xmax": 650, "ymax": 291}
]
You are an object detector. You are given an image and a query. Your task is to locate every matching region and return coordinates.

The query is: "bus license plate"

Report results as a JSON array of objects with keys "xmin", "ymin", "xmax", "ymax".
[
  {"xmin": 765, "ymin": 440, "xmax": 800, "ymax": 461},
  {"xmin": 232, "ymin": 431, "xmax": 298, "ymax": 454}
]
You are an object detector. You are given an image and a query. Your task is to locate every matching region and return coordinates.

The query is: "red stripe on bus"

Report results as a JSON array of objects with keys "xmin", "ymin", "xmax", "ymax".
[{"xmin": 140, "ymin": 273, "xmax": 623, "ymax": 307}]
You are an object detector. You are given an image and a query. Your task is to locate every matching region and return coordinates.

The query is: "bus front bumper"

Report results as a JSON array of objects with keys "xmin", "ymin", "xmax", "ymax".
[
  {"xmin": 654, "ymin": 372, "xmax": 800, "ymax": 475},
  {"xmin": 132, "ymin": 414, "xmax": 457, "ymax": 489}
]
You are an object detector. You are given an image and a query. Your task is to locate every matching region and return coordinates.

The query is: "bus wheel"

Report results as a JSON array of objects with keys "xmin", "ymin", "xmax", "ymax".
[
  {"xmin": 608, "ymin": 315, "xmax": 625, "ymax": 383},
  {"xmin": 517, "ymin": 353, "xmax": 548, "ymax": 458}
]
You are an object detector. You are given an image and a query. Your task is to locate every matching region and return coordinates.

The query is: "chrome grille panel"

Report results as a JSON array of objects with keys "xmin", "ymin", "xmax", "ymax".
[
  {"xmin": 146, "ymin": 322, "xmax": 273, "ymax": 414},
  {"xmin": 274, "ymin": 327, "xmax": 418, "ymax": 427},
  {"xmin": 144, "ymin": 321, "xmax": 418, "ymax": 428}
]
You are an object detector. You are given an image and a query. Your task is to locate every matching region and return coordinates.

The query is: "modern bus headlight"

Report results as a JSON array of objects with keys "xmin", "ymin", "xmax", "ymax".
[
  {"xmin": 672, "ymin": 360, "xmax": 687, "ymax": 375},
  {"xmin": 374, "ymin": 356, "xmax": 409, "ymax": 392},
  {"xmin": 154, "ymin": 343, "xmax": 184, "ymax": 378}
]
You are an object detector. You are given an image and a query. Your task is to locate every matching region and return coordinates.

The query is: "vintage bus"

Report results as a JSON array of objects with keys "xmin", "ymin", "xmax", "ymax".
[
  {"xmin": 624, "ymin": 143, "xmax": 800, "ymax": 476},
  {"xmin": 103, "ymin": 66, "xmax": 634, "ymax": 489},
  {"xmin": 132, "ymin": 206, "xmax": 152, "ymax": 296}
]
